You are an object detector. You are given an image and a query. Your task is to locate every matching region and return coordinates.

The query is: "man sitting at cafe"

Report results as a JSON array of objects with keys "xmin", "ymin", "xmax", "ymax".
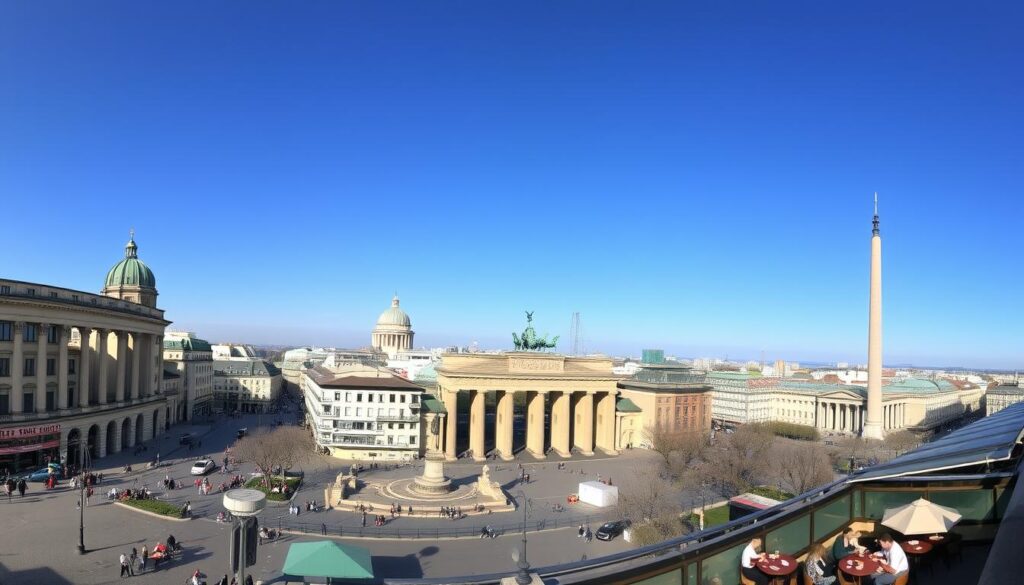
[
  {"xmin": 740, "ymin": 537, "xmax": 770, "ymax": 585},
  {"xmin": 868, "ymin": 533, "xmax": 908, "ymax": 585}
]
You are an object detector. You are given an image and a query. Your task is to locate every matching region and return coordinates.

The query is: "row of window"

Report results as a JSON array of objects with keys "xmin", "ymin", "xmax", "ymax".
[
  {"xmin": 0, "ymin": 357, "xmax": 69, "ymax": 377},
  {"xmin": 328, "ymin": 391, "xmax": 419, "ymax": 404},
  {"xmin": 0, "ymin": 322, "xmax": 62, "ymax": 343},
  {"xmin": 321, "ymin": 406, "xmax": 412, "ymax": 418}
]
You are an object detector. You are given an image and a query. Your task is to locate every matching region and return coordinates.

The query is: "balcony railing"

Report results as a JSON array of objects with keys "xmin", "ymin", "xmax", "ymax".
[{"xmin": 376, "ymin": 414, "xmax": 419, "ymax": 423}]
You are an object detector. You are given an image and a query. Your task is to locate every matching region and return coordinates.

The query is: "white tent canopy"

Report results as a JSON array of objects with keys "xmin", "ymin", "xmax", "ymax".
[{"xmin": 881, "ymin": 497, "xmax": 962, "ymax": 535}]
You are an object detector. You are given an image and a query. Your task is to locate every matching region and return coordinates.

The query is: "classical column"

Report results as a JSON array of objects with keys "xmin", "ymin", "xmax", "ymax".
[
  {"xmin": 470, "ymin": 389, "xmax": 486, "ymax": 461},
  {"xmin": 574, "ymin": 392, "xmax": 595, "ymax": 455},
  {"xmin": 35, "ymin": 323, "xmax": 48, "ymax": 412},
  {"xmin": 58, "ymin": 326, "xmax": 69, "ymax": 410},
  {"xmin": 550, "ymin": 390, "xmax": 571, "ymax": 457},
  {"xmin": 863, "ymin": 200, "xmax": 885, "ymax": 439},
  {"xmin": 11, "ymin": 322, "xmax": 24, "ymax": 413},
  {"xmin": 130, "ymin": 333, "xmax": 141, "ymax": 400},
  {"xmin": 96, "ymin": 330, "xmax": 109, "ymax": 404},
  {"xmin": 78, "ymin": 327, "xmax": 92, "ymax": 407},
  {"xmin": 115, "ymin": 331, "xmax": 127, "ymax": 402},
  {"xmin": 595, "ymin": 391, "xmax": 618, "ymax": 454},
  {"xmin": 125, "ymin": 418, "xmax": 136, "ymax": 448},
  {"xmin": 443, "ymin": 388, "xmax": 458, "ymax": 460},
  {"xmin": 96, "ymin": 424, "xmax": 107, "ymax": 459},
  {"xmin": 526, "ymin": 391, "xmax": 546, "ymax": 458},
  {"xmin": 110, "ymin": 422, "xmax": 122, "ymax": 454},
  {"xmin": 496, "ymin": 390, "xmax": 514, "ymax": 460}
]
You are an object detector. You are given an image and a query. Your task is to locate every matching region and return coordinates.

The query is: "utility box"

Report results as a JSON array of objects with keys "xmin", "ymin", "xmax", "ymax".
[{"xmin": 578, "ymin": 481, "xmax": 618, "ymax": 508}]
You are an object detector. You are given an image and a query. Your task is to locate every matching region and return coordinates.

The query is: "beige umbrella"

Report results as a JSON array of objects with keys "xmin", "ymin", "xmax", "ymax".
[{"xmin": 881, "ymin": 497, "xmax": 962, "ymax": 535}]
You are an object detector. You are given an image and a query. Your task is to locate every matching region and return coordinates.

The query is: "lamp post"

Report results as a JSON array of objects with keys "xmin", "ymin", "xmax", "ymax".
[
  {"xmin": 514, "ymin": 490, "xmax": 532, "ymax": 585},
  {"xmin": 224, "ymin": 488, "xmax": 267, "ymax": 585},
  {"xmin": 77, "ymin": 447, "xmax": 91, "ymax": 554}
]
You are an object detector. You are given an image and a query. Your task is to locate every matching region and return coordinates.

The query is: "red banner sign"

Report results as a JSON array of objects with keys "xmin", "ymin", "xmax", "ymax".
[
  {"xmin": 0, "ymin": 438, "xmax": 60, "ymax": 455},
  {"xmin": 0, "ymin": 424, "xmax": 62, "ymax": 440}
]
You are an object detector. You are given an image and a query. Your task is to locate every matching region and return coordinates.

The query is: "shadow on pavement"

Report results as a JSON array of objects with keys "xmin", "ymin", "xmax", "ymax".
[
  {"xmin": 373, "ymin": 554, "xmax": 424, "ymax": 579},
  {"xmin": 0, "ymin": 563, "xmax": 76, "ymax": 585}
]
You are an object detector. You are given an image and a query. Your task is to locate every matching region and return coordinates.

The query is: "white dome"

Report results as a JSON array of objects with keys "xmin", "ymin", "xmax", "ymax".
[{"xmin": 376, "ymin": 295, "xmax": 411, "ymax": 328}]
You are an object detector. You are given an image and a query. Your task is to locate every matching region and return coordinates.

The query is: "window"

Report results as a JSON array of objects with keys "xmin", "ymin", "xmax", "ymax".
[
  {"xmin": 813, "ymin": 494, "xmax": 851, "ymax": 541},
  {"xmin": 68, "ymin": 359, "xmax": 76, "ymax": 374},
  {"xmin": 335, "ymin": 392, "xmax": 340, "ymax": 401},
  {"xmin": 345, "ymin": 393, "xmax": 351, "ymax": 402},
  {"xmin": 356, "ymin": 408, "xmax": 362, "ymax": 416},
  {"xmin": 24, "ymin": 358, "xmax": 35, "ymax": 376},
  {"xmin": 398, "ymin": 423, "xmax": 404, "ymax": 429},
  {"xmin": 410, "ymin": 436, "xmax": 416, "ymax": 445},
  {"xmin": 0, "ymin": 322, "xmax": 11, "ymax": 341},
  {"xmin": 767, "ymin": 514, "xmax": 811, "ymax": 557},
  {"xmin": 701, "ymin": 542, "xmax": 746, "ymax": 585},
  {"xmin": 345, "ymin": 407, "xmax": 351, "ymax": 416},
  {"xmin": 368, "ymin": 394, "xmax": 374, "ymax": 402},
  {"xmin": 0, "ymin": 285, "xmax": 9, "ymax": 295},
  {"xmin": 23, "ymin": 325, "xmax": 37, "ymax": 342},
  {"xmin": 390, "ymin": 394, "xmax": 396, "ymax": 403},
  {"xmin": 46, "ymin": 358, "xmax": 56, "ymax": 376},
  {"xmin": 26, "ymin": 288, "xmax": 35, "ymax": 296},
  {"xmin": 0, "ymin": 358, "xmax": 9, "ymax": 377},
  {"xmin": 400, "ymin": 395, "xmax": 406, "ymax": 403},
  {"xmin": 356, "ymin": 394, "xmax": 363, "ymax": 402},
  {"xmin": 367, "ymin": 408, "xmax": 374, "ymax": 417},
  {"xmin": 411, "ymin": 395, "xmax": 419, "ymax": 403},
  {"xmin": 929, "ymin": 490, "xmax": 995, "ymax": 521},
  {"xmin": 72, "ymin": 294, "xmax": 78, "ymax": 302}
]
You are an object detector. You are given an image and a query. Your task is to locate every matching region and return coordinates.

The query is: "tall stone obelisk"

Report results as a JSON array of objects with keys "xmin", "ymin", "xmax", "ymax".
[{"xmin": 862, "ymin": 194, "xmax": 884, "ymax": 440}]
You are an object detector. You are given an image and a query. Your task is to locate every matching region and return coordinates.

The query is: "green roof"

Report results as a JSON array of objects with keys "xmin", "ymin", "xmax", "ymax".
[
  {"xmin": 282, "ymin": 540, "xmax": 374, "ymax": 580},
  {"xmin": 163, "ymin": 337, "xmax": 212, "ymax": 352},
  {"xmin": 617, "ymin": 397, "xmax": 642, "ymax": 413},
  {"xmin": 420, "ymin": 394, "xmax": 447, "ymax": 414},
  {"xmin": 104, "ymin": 236, "xmax": 156, "ymax": 289}
]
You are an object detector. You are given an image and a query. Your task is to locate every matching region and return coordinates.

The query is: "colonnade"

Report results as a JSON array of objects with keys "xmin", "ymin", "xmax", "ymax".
[
  {"xmin": 816, "ymin": 399, "xmax": 906, "ymax": 433},
  {"xmin": 7, "ymin": 321, "xmax": 162, "ymax": 414},
  {"xmin": 440, "ymin": 388, "xmax": 619, "ymax": 461}
]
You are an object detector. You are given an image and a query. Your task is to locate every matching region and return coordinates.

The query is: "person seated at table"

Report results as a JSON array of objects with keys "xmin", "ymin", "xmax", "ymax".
[
  {"xmin": 805, "ymin": 543, "xmax": 837, "ymax": 585},
  {"xmin": 831, "ymin": 527, "xmax": 865, "ymax": 563},
  {"xmin": 741, "ymin": 537, "xmax": 770, "ymax": 585},
  {"xmin": 867, "ymin": 533, "xmax": 909, "ymax": 585}
]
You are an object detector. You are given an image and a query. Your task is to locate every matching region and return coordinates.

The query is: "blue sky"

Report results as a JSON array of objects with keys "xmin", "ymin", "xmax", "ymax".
[{"xmin": 1, "ymin": 2, "xmax": 1021, "ymax": 369}]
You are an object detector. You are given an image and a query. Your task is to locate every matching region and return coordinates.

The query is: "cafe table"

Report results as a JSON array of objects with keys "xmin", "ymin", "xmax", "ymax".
[
  {"xmin": 756, "ymin": 553, "xmax": 798, "ymax": 585},
  {"xmin": 839, "ymin": 552, "xmax": 881, "ymax": 585},
  {"xmin": 901, "ymin": 538, "xmax": 933, "ymax": 555}
]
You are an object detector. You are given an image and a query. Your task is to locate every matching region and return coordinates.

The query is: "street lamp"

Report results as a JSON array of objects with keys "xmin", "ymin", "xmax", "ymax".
[
  {"xmin": 77, "ymin": 447, "xmax": 92, "ymax": 554},
  {"xmin": 514, "ymin": 489, "xmax": 532, "ymax": 585}
]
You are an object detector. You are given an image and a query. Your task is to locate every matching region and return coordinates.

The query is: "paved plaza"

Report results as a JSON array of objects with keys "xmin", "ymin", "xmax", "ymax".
[{"xmin": 0, "ymin": 411, "xmax": 646, "ymax": 584}]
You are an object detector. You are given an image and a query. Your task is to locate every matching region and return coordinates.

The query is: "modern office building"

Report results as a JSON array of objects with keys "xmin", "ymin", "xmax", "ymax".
[
  {"xmin": 302, "ymin": 363, "xmax": 424, "ymax": 461},
  {"xmin": 0, "ymin": 234, "xmax": 175, "ymax": 471}
]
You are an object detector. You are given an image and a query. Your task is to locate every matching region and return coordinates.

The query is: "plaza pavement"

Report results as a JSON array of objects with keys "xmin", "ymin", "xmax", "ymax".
[{"xmin": 0, "ymin": 411, "xmax": 647, "ymax": 584}]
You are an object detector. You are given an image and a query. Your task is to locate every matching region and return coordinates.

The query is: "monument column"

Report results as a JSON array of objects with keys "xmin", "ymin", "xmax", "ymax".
[
  {"xmin": 550, "ymin": 390, "xmax": 571, "ymax": 457},
  {"xmin": 115, "ymin": 331, "xmax": 127, "ymax": 402},
  {"xmin": 574, "ymin": 392, "xmax": 595, "ymax": 456},
  {"xmin": 526, "ymin": 391, "xmax": 546, "ymax": 458},
  {"xmin": 470, "ymin": 389, "xmax": 486, "ymax": 461},
  {"xmin": 863, "ymin": 195, "xmax": 885, "ymax": 439},
  {"xmin": 496, "ymin": 390, "xmax": 514, "ymax": 460},
  {"xmin": 78, "ymin": 327, "xmax": 92, "ymax": 407},
  {"xmin": 443, "ymin": 388, "xmax": 458, "ymax": 461},
  {"xmin": 58, "ymin": 326, "xmax": 69, "ymax": 410}
]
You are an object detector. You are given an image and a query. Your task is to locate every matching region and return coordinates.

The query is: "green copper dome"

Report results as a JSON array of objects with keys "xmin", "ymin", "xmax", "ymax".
[
  {"xmin": 376, "ymin": 295, "xmax": 411, "ymax": 327},
  {"xmin": 104, "ymin": 235, "xmax": 157, "ymax": 289}
]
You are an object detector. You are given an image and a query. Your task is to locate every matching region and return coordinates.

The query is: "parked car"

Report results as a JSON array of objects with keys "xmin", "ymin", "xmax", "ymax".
[
  {"xmin": 25, "ymin": 464, "xmax": 61, "ymax": 482},
  {"xmin": 190, "ymin": 459, "xmax": 216, "ymax": 475},
  {"xmin": 179, "ymin": 433, "xmax": 194, "ymax": 446},
  {"xmin": 236, "ymin": 428, "xmax": 248, "ymax": 439},
  {"xmin": 595, "ymin": 520, "xmax": 628, "ymax": 541}
]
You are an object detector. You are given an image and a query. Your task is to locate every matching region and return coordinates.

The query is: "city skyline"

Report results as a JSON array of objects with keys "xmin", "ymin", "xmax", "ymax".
[{"xmin": 2, "ymin": 2, "xmax": 1021, "ymax": 369}]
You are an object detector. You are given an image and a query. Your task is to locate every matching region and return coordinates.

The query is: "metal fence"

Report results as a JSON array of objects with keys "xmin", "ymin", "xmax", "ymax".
[{"xmin": 269, "ymin": 511, "xmax": 613, "ymax": 539}]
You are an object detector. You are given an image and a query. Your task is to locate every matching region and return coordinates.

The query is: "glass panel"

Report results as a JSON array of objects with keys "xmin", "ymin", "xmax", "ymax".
[
  {"xmin": 929, "ymin": 490, "xmax": 995, "ymax": 521},
  {"xmin": 853, "ymin": 488, "xmax": 863, "ymax": 518},
  {"xmin": 767, "ymin": 514, "xmax": 811, "ymax": 555},
  {"xmin": 864, "ymin": 491, "xmax": 920, "ymax": 520},
  {"xmin": 814, "ymin": 494, "xmax": 852, "ymax": 541},
  {"xmin": 996, "ymin": 486, "xmax": 1013, "ymax": 519},
  {"xmin": 631, "ymin": 569, "xmax": 681, "ymax": 585},
  {"xmin": 701, "ymin": 542, "xmax": 746, "ymax": 585},
  {"xmin": 685, "ymin": 563, "xmax": 697, "ymax": 585}
]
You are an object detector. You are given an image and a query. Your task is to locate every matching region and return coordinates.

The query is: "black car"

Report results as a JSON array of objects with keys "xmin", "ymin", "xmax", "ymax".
[
  {"xmin": 179, "ymin": 433, "xmax": 194, "ymax": 446},
  {"xmin": 595, "ymin": 520, "xmax": 627, "ymax": 541}
]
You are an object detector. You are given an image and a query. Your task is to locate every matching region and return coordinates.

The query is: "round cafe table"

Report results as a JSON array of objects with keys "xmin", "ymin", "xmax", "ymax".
[
  {"xmin": 839, "ymin": 553, "xmax": 881, "ymax": 585},
  {"xmin": 756, "ymin": 553, "xmax": 798, "ymax": 585},
  {"xmin": 901, "ymin": 539, "xmax": 933, "ymax": 555}
]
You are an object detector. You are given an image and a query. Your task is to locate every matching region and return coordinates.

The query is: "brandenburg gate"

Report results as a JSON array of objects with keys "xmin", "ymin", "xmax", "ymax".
[{"xmin": 435, "ymin": 353, "xmax": 621, "ymax": 461}]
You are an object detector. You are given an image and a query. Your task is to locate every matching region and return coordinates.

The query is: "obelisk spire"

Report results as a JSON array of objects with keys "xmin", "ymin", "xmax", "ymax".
[{"xmin": 863, "ymin": 194, "xmax": 884, "ymax": 440}]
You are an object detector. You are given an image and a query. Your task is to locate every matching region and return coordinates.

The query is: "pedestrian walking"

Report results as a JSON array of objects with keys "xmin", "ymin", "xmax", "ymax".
[
  {"xmin": 17, "ymin": 478, "xmax": 27, "ymax": 497},
  {"xmin": 141, "ymin": 545, "xmax": 148, "ymax": 572},
  {"xmin": 129, "ymin": 548, "xmax": 137, "ymax": 576},
  {"xmin": 119, "ymin": 553, "xmax": 130, "ymax": 577},
  {"xmin": 578, "ymin": 524, "xmax": 585, "ymax": 538},
  {"xmin": 321, "ymin": 522, "xmax": 327, "ymax": 535}
]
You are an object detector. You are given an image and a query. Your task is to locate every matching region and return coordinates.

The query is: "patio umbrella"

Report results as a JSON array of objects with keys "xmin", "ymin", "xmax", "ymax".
[
  {"xmin": 881, "ymin": 498, "xmax": 962, "ymax": 535},
  {"xmin": 282, "ymin": 540, "xmax": 374, "ymax": 583}
]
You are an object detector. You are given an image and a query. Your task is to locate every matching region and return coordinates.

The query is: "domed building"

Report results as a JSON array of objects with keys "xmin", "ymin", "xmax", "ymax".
[
  {"xmin": 101, "ymin": 232, "xmax": 158, "ymax": 307},
  {"xmin": 372, "ymin": 295, "xmax": 414, "ymax": 358}
]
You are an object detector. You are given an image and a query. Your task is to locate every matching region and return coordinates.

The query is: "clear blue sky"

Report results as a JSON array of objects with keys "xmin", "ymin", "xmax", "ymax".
[{"xmin": 1, "ymin": 2, "xmax": 1021, "ymax": 369}]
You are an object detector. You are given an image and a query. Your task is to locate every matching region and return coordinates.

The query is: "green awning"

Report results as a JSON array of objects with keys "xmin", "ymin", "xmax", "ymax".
[
  {"xmin": 282, "ymin": 541, "xmax": 374, "ymax": 581},
  {"xmin": 616, "ymin": 397, "xmax": 642, "ymax": 413}
]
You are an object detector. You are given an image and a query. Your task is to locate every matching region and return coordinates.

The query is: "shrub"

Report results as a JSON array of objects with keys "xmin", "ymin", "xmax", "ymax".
[
  {"xmin": 758, "ymin": 421, "xmax": 819, "ymax": 441},
  {"xmin": 748, "ymin": 485, "xmax": 795, "ymax": 502},
  {"xmin": 122, "ymin": 499, "xmax": 182, "ymax": 517}
]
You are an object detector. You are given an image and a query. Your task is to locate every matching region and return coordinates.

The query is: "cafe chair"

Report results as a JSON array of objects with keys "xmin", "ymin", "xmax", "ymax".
[
  {"xmin": 893, "ymin": 573, "xmax": 909, "ymax": 585},
  {"xmin": 942, "ymin": 539, "xmax": 963, "ymax": 567},
  {"xmin": 800, "ymin": 564, "xmax": 815, "ymax": 585},
  {"xmin": 740, "ymin": 573, "xmax": 758, "ymax": 585},
  {"xmin": 836, "ymin": 571, "xmax": 856, "ymax": 585}
]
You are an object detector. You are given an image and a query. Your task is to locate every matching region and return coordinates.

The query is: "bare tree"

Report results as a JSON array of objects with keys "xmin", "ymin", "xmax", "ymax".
[
  {"xmin": 618, "ymin": 464, "xmax": 688, "ymax": 546},
  {"xmin": 273, "ymin": 425, "xmax": 314, "ymax": 478},
  {"xmin": 641, "ymin": 425, "xmax": 683, "ymax": 467},
  {"xmin": 771, "ymin": 441, "xmax": 835, "ymax": 495},
  {"xmin": 885, "ymin": 430, "xmax": 921, "ymax": 457},
  {"xmin": 706, "ymin": 424, "xmax": 773, "ymax": 497},
  {"xmin": 231, "ymin": 426, "xmax": 314, "ymax": 488}
]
